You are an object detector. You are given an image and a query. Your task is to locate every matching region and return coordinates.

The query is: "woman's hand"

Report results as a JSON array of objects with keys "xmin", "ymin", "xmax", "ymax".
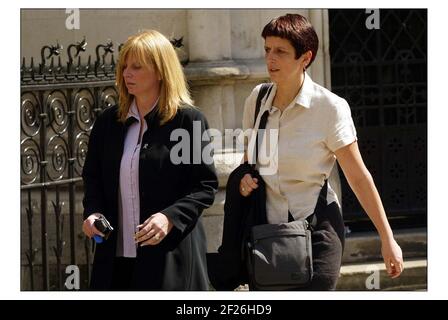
[
  {"xmin": 135, "ymin": 212, "xmax": 174, "ymax": 246},
  {"xmin": 82, "ymin": 213, "xmax": 105, "ymax": 238},
  {"xmin": 239, "ymin": 173, "xmax": 258, "ymax": 197},
  {"xmin": 381, "ymin": 238, "xmax": 404, "ymax": 278}
]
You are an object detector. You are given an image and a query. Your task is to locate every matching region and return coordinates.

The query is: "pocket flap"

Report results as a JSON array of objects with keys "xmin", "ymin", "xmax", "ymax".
[{"xmin": 251, "ymin": 220, "xmax": 308, "ymax": 241}]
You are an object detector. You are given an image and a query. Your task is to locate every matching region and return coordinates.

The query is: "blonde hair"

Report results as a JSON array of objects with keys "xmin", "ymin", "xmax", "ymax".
[{"xmin": 116, "ymin": 30, "xmax": 193, "ymax": 124}]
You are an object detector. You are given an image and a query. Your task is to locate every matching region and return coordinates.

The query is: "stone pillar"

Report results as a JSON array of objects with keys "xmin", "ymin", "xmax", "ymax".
[
  {"xmin": 187, "ymin": 10, "xmax": 231, "ymax": 61},
  {"xmin": 186, "ymin": 11, "xmax": 234, "ymax": 252},
  {"xmin": 186, "ymin": 10, "xmax": 235, "ymax": 135},
  {"xmin": 322, "ymin": 10, "xmax": 332, "ymax": 90},
  {"xmin": 221, "ymin": 84, "xmax": 236, "ymax": 132},
  {"xmin": 230, "ymin": 10, "xmax": 264, "ymax": 60},
  {"xmin": 309, "ymin": 9, "xmax": 327, "ymax": 87},
  {"xmin": 192, "ymin": 85, "xmax": 224, "ymax": 133}
]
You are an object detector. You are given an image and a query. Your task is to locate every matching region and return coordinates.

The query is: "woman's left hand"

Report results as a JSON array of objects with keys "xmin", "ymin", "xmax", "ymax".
[
  {"xmin": 135, "ymin": 212, "xmax": 174, "ymax": 246},
  {"xmin": 381, "ymin": 238, "xmax": 404, "ymax": 278}
]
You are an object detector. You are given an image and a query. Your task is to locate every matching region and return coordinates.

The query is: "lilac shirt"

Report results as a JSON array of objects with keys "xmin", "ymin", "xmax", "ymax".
[{"xmin": 116, "ymin": 99, "xmax": 157, "ymax": 257}]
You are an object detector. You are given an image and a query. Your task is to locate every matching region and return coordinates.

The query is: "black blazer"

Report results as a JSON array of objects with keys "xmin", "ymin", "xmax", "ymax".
[{"xmin": 82, "ymin": 104, "xmax": 218, "ymax": 290}]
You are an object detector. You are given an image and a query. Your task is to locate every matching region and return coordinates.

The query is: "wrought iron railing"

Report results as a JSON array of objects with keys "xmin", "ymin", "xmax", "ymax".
[{"xmin": 21, "ymin": 39, "xmax": 118, "ymax": 290}]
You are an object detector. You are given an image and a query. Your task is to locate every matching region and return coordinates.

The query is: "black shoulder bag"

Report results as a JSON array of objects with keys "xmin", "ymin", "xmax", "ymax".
[{"xmin": 245, "ymin": 83, "xmax": 328, "ymax": 290}]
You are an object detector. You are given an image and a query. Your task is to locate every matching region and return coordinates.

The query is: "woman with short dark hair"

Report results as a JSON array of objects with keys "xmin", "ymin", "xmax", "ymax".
[{"xmin": 239, "ymin": 14, "xmax": 403, "ymax": 290}]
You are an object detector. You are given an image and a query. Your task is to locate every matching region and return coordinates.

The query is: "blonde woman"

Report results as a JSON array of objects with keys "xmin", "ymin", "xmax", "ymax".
[{"xmin": 82, "ymin": 30, "xmax": 218, "ymax": 290}]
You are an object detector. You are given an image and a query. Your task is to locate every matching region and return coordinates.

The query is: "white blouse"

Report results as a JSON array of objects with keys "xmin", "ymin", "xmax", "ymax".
[{"xmin": 242, "ymin": 72, "xmax": 357, "ymax": 224}]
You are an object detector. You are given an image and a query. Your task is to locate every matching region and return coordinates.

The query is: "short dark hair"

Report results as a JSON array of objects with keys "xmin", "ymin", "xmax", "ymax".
[{"xmin": 261, "ymin": 14, "xmax": 319, "ymax": 68}]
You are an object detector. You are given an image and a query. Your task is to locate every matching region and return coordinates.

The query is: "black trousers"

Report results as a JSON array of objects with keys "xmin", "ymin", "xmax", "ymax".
[
  {"xmin": 290, "ymin": 201, "xmax": 345, "ymax": 291},
  {"xmin": 110, "ymin": 257, "xmax": 136, "ymax": 290}
]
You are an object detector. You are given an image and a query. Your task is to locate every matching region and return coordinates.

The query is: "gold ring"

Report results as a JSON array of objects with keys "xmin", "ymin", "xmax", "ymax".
[
  {"xmin": 154, "ymin": 234, "xmax": 160, "ymax": 241},
  {"xmin": 242, "ymin": 187, "xmax": 246, "ymax": 192}
]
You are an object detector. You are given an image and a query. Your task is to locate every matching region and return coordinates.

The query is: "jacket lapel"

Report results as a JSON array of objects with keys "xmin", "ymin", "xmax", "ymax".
[{"xmin": 107, "ymin": 111, "xmax": 126, "ymax": 224}]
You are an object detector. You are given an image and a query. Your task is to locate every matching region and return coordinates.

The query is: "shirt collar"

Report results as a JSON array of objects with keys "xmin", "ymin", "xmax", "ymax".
[
  {"xmin": 126, "ymin": 99, "xmax": 140, "ymax": 121},
  {"xmin": 125, "ymin": 97, "xmax": 160, "ymax": 123},
  {"xmin": 261, "ymin": 71, "xmax": 314, "ymax": 113},
  {"xmin": 295, "ymin": 71, "xmax": 313, "ymax": 109}
]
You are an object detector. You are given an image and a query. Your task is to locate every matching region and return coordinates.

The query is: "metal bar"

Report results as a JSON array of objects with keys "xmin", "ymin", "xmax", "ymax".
[
  {"xmin": 21, "ymin": 177, "xmax": 83, "ymax": 190},
  {"xmin": 68, "ymin": 88, "xmax": 77, "ymax": 266},
  {"xmin": 39, "ymin": 93, "xmax": 49, "ymax": 290},
  {"xmin": 26, "ymin": 189, "xmax": 34, "ymax": 290},
  {"xmin": 21, "ymin": 80, "xmax": 115, "ymax": 91},
  {"xmin": 55, "ymin": 185, "xmax": 62, "ymax": 290}
]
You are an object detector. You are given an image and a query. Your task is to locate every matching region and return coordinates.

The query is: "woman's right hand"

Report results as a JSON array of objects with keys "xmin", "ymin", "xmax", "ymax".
[
  {"xmin": 82, "ymin": 213, "xmax": 105, "ymax": 238},
  {"xmin": 239, "ymin": 173, "xmax": 259, "ymax": 197}
]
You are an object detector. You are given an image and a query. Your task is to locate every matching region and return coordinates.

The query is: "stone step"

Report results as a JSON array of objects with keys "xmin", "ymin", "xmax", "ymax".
[
  {"xmin": 337, "ymin": 259, "xmax": 427, "ymax": 291},
  {"xmin": 232, "ymin": 228, "xmax": 427, "ymax": 291},
  {"xmin": 343, "ymin": 228, "xmax": 426, "ymax": 264},
  {"xmin": 233, "ymin": 259, "xmax": 427, "ymax": 291}
]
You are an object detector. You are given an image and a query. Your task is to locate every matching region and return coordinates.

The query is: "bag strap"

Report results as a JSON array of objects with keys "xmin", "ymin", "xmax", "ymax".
[
  {"xmin": 288, "ymin": 180, "xmax": 327, "ymax": 230},
  {"xmin": 254, "ymin": 83, "xmax": 273, "ymax": 127},
  {"xmin": 253, "ymin": 83, "xmax": 273, "ymax": 168}
]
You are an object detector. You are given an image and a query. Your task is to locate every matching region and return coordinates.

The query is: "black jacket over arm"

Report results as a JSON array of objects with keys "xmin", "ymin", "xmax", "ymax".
[
  {"xmin": 207, "ymin": 164, "xmax": 266, "ymax": 290},
  {"xmin": 82, "ymin": 104, "xmax": 218, "ymax": 290}
]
